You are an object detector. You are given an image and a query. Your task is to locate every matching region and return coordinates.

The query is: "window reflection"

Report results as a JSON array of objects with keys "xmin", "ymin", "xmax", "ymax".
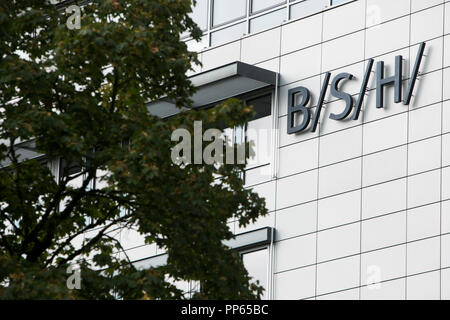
[
  {"xmin": 212, "ymin": 0, "xmax": 247, "ymax": 27},
  {"xmin": 251, "ymin": 0, "xmax": 285, "ymax": 14},
  {"xmin": 290, "ymin": 0, "xmax": 328, "ymax": 19},
  {"xmin": 246, "ymin": 94, "xmax": 272, "ymax": 170},
  {"xmin": 242, "ymin": 248, "xmax": 268, "ymax": 299},
  {"xmin": 185, "ymin": 0, "xmax": 335, "ymax": 48},
  {"xmin": 331, "ymin": 0, "xmax": 348, "ymax": 5},
  {"xmin": 191, "ymin": 0, "xmax": 208, "ymax": 30},
  {"xmin": 215, "ymin": 93, "xmax": 273, "ymax": 183}
]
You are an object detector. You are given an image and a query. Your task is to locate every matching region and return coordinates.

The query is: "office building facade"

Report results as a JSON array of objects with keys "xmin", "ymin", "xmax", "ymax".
[
  {"xmin": 151, "ymin": 0, "xmax": 450, "ymax": 300},
  {"xmin": 28, "ymin": 0, "xmax": 449, "ymax": 300}
]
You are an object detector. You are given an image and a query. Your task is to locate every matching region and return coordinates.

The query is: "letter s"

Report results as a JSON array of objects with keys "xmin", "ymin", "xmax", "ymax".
[{"xmin": 329, "ymin": 72, "xmax": 355, "ymax": 120}]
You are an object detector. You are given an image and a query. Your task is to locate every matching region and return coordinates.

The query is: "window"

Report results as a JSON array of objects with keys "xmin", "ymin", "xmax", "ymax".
[
  {"xmin": 247, "ymin": 94, "xmax": 272, "ymax": 122},
  {"xmin": 245, "ymin": 94, "xmax": 272, "ymax": 172},
  {"xmin": 219, "ymin": 93, "xmax": 273, "ymax": 184},
  {"xmin": 241, "ymin": 247, "xmax": 269, "ymax": 299},
  {"xmin": 133, "ymin": 227, "xmax": 273, "ymax": 299},
  {"xmin": 185, "ymin": 0, "xmax": 339, "ymax": 49},
  {"xmin": 59, "ymin": 158, "xmax": 82, "ymax": 178},
  {"xmin": 290, "ymin": 0, "xmax": 328, "ymax": 19},
  {"xmin": 181, "ymin": 0, "xmax": 209, "ymax": 39},
  {"xmin": 331, "ymin": 0, "xmax": 349, "ymax": 5},
  {"xmin": 191, "ymin": 0, "xmax": 209, "ymax": 30},
  {"xmin": 212, "ymin": 0, "xmax": 247, "ymax": 27},
  {"xmin": 251, "ymin": 0, "xmax": 286, "ymax": 14}
]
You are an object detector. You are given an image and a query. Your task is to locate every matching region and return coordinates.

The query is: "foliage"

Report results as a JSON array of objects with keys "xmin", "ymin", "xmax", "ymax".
[{"xmin": 0, "ymin": 0, "xmax": 267, "ymax": 299}]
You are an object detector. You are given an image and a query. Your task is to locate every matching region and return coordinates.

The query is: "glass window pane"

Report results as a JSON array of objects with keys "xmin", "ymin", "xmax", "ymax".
[
  {"xmin": 247, "ymin": 94, "xmax": 272, "ymax": 121},
  {"xmin": 191, "ymin": 0, "xmax": 208, "ymax": 30},
  {"xmin": 181, "ymin": 0, "xmax": 209, "ymax": 38},
  {"xmin": 249, "ymin": 8, "xmax": 285, "ymax": 33},
  {"xmin": 242, "ymin": 249, "xmax": 268, "ymax": 299},
  {"xmin": 246, "ymin": 95, "xmax": 272, "ymax": 168},
  {"xmin": 213, "ymin": 0, "xmax": 247, "ymax": 27},
  {"xmin": 210, "ymin": 22, "xmax": 246, "ymax": 46},
  {"xmin": 331, "ymin": 0, "xmax": 349, "ymax": 5},
  {"xmin": 251, "ymin": 0, "xmax": 285, "ymax": 14},
  {"xmin": 235, "ymin": 125, "xmax": 245, "ymax": 145},
  {"xmin": 60, "ymin": 158, "xmax": 82, "ymax": 177},
  {"xmin": 290, "ymin": 0, "xmax": 328, "ymax": 20},
  {"xmin": 247, "ymin": 115, "xmax": 272, "ymax": 168}
]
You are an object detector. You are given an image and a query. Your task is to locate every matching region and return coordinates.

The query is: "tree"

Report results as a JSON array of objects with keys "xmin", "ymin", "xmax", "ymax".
[{"xmin": 0, "ymin": 0, "xmax": 267, "ymax": 299}]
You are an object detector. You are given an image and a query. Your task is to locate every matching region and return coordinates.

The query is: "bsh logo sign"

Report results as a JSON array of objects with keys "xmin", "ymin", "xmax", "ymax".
[{"xmin": 287, "ymin": 42, "xmax": 426, "ymax": 134}]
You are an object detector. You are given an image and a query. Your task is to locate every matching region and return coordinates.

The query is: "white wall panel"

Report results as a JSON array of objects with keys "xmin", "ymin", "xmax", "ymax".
[
  {"xmin": 318, "ymin": 190, "xmax": 361, "ymax": 230},
  {"xmin": 366, "ymin": 16, "xmax": 410, "ymax": 58},
  {"xmin": 361, "ymin": 278, "xmax": 405, "ymax": 300},
  {"xmin": 316, "ymin": 255, "xmax": 360, "ymax": 295},
  {"xmin": 241, "ymin": 28, "xmax": 280, "ymax": 64},
  {"xmin": 361, "ymin": 211, "xmax": 406, "ymax": 252},
  {"xmin": 317, "ymin": 223, "xmax": 360, "ymax": 262},
  {"xmin": 407, "ymin": 271, "xmax": 441, "ymax": 300},
  {"xmin": 408, "ymin": 103, "xmax": 442, "ymax": 142},
  {"xmin": 281, "ymin": 14, "xmax": 322, "ymax": 55},
  {"xmin": 407, "ymin": 203, "xmax": 441, "ymax": 241},
  {"xmin": 361, "ymin": 244, "xmax": 406, "ymax": 284},
  {"xmin": 407, "ymin": 237, "xmax": 441, "ymax": 275},
  {"xmin": 276, "ymin": 201, "xmax": 317, "ymax": 241},
  {"xmin": 407, "ymin": 169, "xmax": 441, "ymax": 208},
  {"xmin": 274, "ymin": 266, "xmax": 316, "ymax": 300},
  {"xmin": 323, "ymin": 0, "xmax": 365, "ymax": 41},
  {"xmin": 411, "ymin": 5, "xmax": 444, "ymax": 45},
  {"xmin": 275, "ymin": 234, "xmax": 316, "ymax": 272}
]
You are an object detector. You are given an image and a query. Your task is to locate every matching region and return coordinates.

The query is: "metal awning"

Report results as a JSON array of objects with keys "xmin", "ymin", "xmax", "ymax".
[
  {"xmin": 0, "ymin": 140, "xmax": 45, "ymax": 168},
  {"xmin": 147, "ymin": 61, "xmax": 279, "ymax": 118},
  {"xmin": 132, "ymin": 227, "xmax": 274, "ymax": 270}
]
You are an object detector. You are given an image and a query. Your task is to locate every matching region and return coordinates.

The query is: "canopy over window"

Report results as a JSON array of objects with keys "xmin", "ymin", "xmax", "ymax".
[
  {"xmin": 0, "ymin": 140, "xmax": 44, "ymax": 168},
  {"xmin": 147, "ymin": 61, "xmax": 279, "ymax": 118}
]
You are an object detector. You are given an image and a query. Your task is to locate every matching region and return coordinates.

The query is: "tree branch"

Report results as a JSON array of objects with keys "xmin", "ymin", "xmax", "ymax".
[
  {"xmin": 56, "ymin": 214, "xmax": 130, "ymax": 267},
  {"xmin": 45, "ymin": 204, "xmax": 128, "ymax": 266},
  {"xmin": 25, "ymin": 169, "xmax": 96, "ymax": 262}
]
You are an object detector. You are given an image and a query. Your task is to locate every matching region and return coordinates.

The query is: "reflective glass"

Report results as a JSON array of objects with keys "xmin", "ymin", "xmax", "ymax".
[
  {"xmin": 290, "ymin": 0, "xmax": 328, "ymax": 19},
  {"xmin": 242, "ymin": 249, "xmax": 268, "ymax": 299},
  {"xmin": 212, "ymin": 0, "xmax": 247, "ymax": 27},
  {"xmin": 191, "ymin": 0, "xmax": 208, "ymax": 30},
  {"xmin": 251, "ymin": 0, "xmax": 285, "ymax": 14},
  {"xmin": 181, "ymin": 0, "xmax": 208, "ymax": 38},
  {"xmin": 331, "ymin": 0, "xmax": 348, "ymax": 5}
]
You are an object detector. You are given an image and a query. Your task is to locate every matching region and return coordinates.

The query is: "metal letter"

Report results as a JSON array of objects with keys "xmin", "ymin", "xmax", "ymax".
[
  {"xmin": 287, "ymin": 87, "xmax": 311, "ymax": 134},
  {"xmin": 404, "ymin": 42, "xmax": 426, "ymax": 105},
  {"xmin": 376, "ymin": 55, "xmax": 403, "ymax": 108},
  {"xmin": 353, "ymin": 58, "xmax": 374, "ymax": 120},
  {"xmin": 310, "ymin": 72, "xmax": 331, "ymax": 132},
  {"xmin": 329, "ymin": 72, "xmax": 355, "ymax": 120}
]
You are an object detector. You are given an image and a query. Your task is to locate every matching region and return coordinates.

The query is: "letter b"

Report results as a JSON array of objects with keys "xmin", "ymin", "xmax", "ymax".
[{"xmin": 287, "ymin": 86, "xmax": 311, "ymax": 134}]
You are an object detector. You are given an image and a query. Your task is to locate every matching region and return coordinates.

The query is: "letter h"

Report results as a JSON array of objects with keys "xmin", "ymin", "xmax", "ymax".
[{"xmin": 376, "ymin": 55, "xmax": 403, "ymax": 109}]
